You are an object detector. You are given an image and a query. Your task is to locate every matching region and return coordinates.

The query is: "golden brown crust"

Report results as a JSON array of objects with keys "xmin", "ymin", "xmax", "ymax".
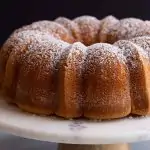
[
  {"xmin": 114, "ymin": 40, "xmax": 150, "ymax": 116},
  {"xmin": 74, "ymin": 16, "xmax": 100, "ymax": 46},
  {"xmin": 13, "ymin": 36, "xmax": 69, "ymax": 115},
  {"xmin": 2, "ymin": 16, "xmax": 150, "ymax": 120},
  {"xmin": 99, "ymin": 15, "xmax": 119, "ymax": 43},
  {"xmin": 129, "ymin": 37, "xmax": 150, "ymax": 115},
  {"xmin": 83, "ymin": 43, "xmax": 131, "ymax": 119},
  {"xmin": 55, "ymin": 42, "xmax": 86, "ymax": 118},
  {"xmin": 1, "ymin": 49, "xmax": 19, "ymax": 100},
  {"xmin": 102, "ymin": 18, "xmax": 148, "ymax": 44},
  {"xmin": 15, "ymin": 20, "xmax": 74, "ymax": 44},
  {"xmin": 55, "ymin": 17, "xmax": 82, "ymax": 43},
  {"xmin": 7, "ymin": 16, "xmax": 150, "ymax": 45},
  {"xmin": 1, "ymin": 30, "xmax": 69, "ymax": 115},
  {"xmin": 17, "ymin": 103, "xmax": 52, "ymax": 115}
]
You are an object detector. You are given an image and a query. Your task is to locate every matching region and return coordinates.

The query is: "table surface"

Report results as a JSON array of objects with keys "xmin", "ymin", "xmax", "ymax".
[{"xmin": 1, "ymin": 99, "xmax": 150, "ymax": 144}]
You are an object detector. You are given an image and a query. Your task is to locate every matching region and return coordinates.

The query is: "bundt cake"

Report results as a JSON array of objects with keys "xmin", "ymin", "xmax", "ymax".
[{"xmin": 1, "ymin": 15, "xmax": 150, "ymax": 120}]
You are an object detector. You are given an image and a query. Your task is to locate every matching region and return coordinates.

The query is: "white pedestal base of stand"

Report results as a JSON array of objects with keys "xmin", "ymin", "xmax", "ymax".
[{"xmin": 58, "ymin": 143, "xmax": 129, "ymax": 150}]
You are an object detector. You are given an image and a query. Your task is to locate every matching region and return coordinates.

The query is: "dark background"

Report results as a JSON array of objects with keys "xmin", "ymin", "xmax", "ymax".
[{"xmin": 1, "ymin": 0, "xmax": 150, "ymax": 45}]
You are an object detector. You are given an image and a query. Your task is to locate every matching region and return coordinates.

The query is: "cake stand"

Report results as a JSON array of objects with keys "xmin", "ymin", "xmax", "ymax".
[{"xmin": 0, "ymin": 99, "xmax": 150, "ymax": 150}]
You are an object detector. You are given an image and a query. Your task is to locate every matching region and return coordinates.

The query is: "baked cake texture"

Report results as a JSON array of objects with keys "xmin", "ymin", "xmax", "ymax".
[{"xmin": 1, "ymin": 15, "xmax": 150, "ymax": 119}]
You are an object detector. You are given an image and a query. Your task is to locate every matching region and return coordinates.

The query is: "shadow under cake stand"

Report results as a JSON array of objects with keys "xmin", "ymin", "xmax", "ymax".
[{"xmin": 0, "ymin": 99, "xmax": 150, "ymax": 150}]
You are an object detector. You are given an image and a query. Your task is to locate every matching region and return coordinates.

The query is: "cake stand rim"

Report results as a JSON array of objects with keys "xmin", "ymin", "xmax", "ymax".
[{"xmin": 0, "ymin": 98, "xmax": 150, "ymax": 144}]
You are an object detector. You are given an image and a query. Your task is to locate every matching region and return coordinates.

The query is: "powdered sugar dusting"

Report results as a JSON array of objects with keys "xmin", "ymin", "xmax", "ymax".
[
  {"xmin": 114, "ymin": 40, "xmax": 148, "ymax": 70},
  {"xmin": 14, "ymin": 31, "xmax": 70, "ymax": 109},
  {"xmin": 60, "ymin": 42, "xmax": 87, "ymax": 75},
  {"xmin": 6, "ymin": 16, "xmax": 150, "ymax": 46},
  {"xmin": 116, "ymin": 18, "xmax": 147, "ymax": 40},
  {"xmin": 84, "ymin": 43, "xmax": 126, "ymax": 82},
  {"xmin": 101, "ymin": 15, "xmax": 118, "ymax": 24},
  {"xmin": 2, "ymin": 15, "xmax": 150, "ymax": 119},
  {"xmin": 114, "ymin": 40, "xmax": 150, "ymax": 115},
  {"xmin": 15, "ymin": 20, "xmax": 72, "ymax": 43},
  {"xmin": 84, "ymin": 43, "xmax": 131, "ymax": 119},
  {"xmin": 61, "ymin": 42, "xmax": 87, "ymax": 59},
  {"xmin": 99, "ymin": 15, "xmax": 119, "ymax": 42},
  {"xmin": 0, "ymin": 30, "xmax": 67, "ymax": 85},
  {"xmin": 74, "ymin": 16, "xmax": 101, "ymax": 45},
  {"xmin": 20, "ymin": 31, "xmax": 69, "ymax": 68},
  {"xmin": 19, "ymin": 38, "xmax": 68, "ymax": 78},
  {"xmin": 100, "ymin": 15, "xmax": 119, "ymax": 30},
  {"xmin": 88, "ymin": 43, "xmax": 125, "ymax": 64},
  {"xmin": 1, "ymin": 30, "xmax": 68, "ymax": 63},
  {"xmin": 1, "ymin": 30, "xmax": 70, "ymax": 102},
  {"xmin": 130, "ymin": 36, "xmax": 150, "ymax": 58},
  {"xmin": 55, "ymin": 42, "xmax": 87, "ymax": 117},
  {"xmin": 55, "ymin": 17, "xmax": 81, "ymax": 42}
]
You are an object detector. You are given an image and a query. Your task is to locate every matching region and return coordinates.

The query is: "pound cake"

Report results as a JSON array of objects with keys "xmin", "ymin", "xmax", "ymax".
[{"xmin": 1, "ymin": 15, "xmax": 150, "ymax": 120}]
